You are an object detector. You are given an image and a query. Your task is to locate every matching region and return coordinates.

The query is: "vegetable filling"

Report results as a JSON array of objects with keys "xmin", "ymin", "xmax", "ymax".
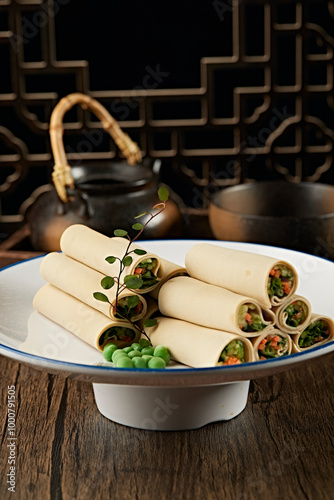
[
  {"xmin": 284, "ymin": 300, "xmax": 308, "ymax": 328},
  {"xmin": 218, "ymin": 340, "xmax": 245, "ymax": 366},
  {"xmin": 134, "ymin": 258, "xmax": 159, "ymax": 289},
  {"xmin": 268, "ymin": 265, "xmax": 294, "ymax": 299},
  {"xmin": 115, "ymin": 296, "xmax": 143, "ymax": 320},
  {"xmin": 298, "ymin": 320, "xmax": 329, "ymax": 348},
  {"xmin": 99, "ymin": 326, "xmax": 136, "ymax": 348},
  {"xmin": 238, "ymin": 303, "xmax": 266, "ymax": 333},
  {"xmin": 258, "ymin": 333, "xmax": 288, "ymax": 360}
]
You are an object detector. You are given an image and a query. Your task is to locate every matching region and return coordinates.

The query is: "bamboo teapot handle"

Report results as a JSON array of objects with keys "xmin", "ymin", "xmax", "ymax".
[{"xmin": 49, "ymin": 93, "xmax": 142, "ymax": 202}]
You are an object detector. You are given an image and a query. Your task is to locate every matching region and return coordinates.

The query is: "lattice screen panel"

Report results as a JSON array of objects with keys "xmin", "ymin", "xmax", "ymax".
[{"xmin": 0, "ymin": 0, "xmax": 333, "ymax": 230}]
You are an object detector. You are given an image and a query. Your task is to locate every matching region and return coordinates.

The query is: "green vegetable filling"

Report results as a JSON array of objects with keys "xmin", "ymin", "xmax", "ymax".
[
  {"xmin": 115, "ymin": 296, "xmax": 143, "ymax": 320},
  {"xmin": 268, "ymin": 265, "xmax": 294, "ymax": 299},
  {"xmin": 99, "ymin": 326, "xmax": 136, "ymax": 348},
  {"xmin": 284, "ymin": 301, "xmax": 307, "ymax": 328},
  {"xmin": 259, "ymin": 334, "xmax": 288, "ymax": 359},
  {"xmin": 238, "ymin": 303, "xmax": 266, "ymax": 332},
  {"xmin": 298, "ymin": 320, "xmax": 329, "ymax": 348},
  {"xmin": 217, "ymin": 340, "xmax": 245, "ymax": 365},
  {"xmin": 134, "ymin": 258, "xmax": 159, "ymax": 289}
]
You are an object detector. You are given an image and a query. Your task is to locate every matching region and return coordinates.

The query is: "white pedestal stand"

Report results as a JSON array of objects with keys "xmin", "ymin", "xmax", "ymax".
[{"xmin": 93, "ymin": 380, "xmax": 250, "ymax": 430}]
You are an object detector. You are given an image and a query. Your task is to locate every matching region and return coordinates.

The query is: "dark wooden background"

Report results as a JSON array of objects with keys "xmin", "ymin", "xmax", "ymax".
[
  {"xmin": 1, "ymin": 0, "xmax": 334, "ymax": 239},
  {"xmin": 1, "ymin": 254, "xmax": 334, "ymax": 500}
]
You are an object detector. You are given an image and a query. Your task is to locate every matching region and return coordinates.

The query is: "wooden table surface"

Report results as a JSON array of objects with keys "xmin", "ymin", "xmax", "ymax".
[{"xmin": 1, "ymin": 252, "xmax": 334, "ymax": 500}]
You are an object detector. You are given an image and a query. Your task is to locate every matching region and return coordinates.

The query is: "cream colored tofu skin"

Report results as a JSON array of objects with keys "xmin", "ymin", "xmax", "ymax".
[
  {"xmin": 158, "ymin": 276, "xmax": 275, "ymax": 338},
  {"xmin": 60, "ymin": 224, "xmax": 162, "ymax": 294},
  {"xmin": 185, "ymin": 243, "xmax": 298, "ymax": 308},
  {"xmin": 146, "ymin": 316, "xmax": 255, "ymax": 368}
]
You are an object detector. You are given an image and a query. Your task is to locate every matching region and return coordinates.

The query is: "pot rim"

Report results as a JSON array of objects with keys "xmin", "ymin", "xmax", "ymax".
[
  {"xmin": 209, "ymin": 181, "xmax": 334, "ymax": 220},
  {"xmin": 70, "ymin": 158, "xmax": 159, "ymax": 193}
]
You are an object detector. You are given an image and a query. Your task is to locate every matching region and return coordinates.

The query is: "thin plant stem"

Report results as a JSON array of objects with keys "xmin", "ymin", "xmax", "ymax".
[
  {"xmin": 100, "ymin": 195, "xmax": 167, "ymax": 344},
  {"xmin": 110, "ymin": 300, "xmax": 150, "ymax": 341}
]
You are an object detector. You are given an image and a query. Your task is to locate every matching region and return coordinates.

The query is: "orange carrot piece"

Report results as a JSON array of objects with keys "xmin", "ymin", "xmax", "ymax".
[
  {"xmin": 134, "ymin": 267, "xmax": 145, "ymax": 275},
  {"xmin": 223, "ymin": 357, "xmax": 241, "ymax": 365},
  {"xmin": 270, "ymin": 268, "xmax": 275, "ymax": 276},
  {"xmin": 245, "ymin": 312, "xmax": 252, "ymax": 323},
  {"xmin": 135, "ymin": 301, "xmax": 143, "ymax": 314}
]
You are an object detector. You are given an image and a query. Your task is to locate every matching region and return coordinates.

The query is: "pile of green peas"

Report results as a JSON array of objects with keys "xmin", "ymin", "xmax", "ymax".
[{"xmin": 102, "ymin": 338, "xmax": 171, "ymax": 369}]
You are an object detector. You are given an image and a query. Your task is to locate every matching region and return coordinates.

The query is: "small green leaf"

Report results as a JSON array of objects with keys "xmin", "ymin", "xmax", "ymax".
[
  {"xmin": 124, "ymin": 275, "xmax": 143, "ymax": 289},
  {"xmin": 105, "ymin": 256, "xmax": 116, "ymax": 264},
  {"xmin": 124, "ymin": 274, "xmax": 137, "ymax": 283},
  {"xmin": 127, "ymin": 295, "xmax": 140, "ymax": 309},
  {"xmin": 114, "ymin": 229, "xmax": 128, "ymax": 237},
  {"xmin": 158, "ymin": 186, "xmax": 169, "ymax": 202},
  {"xmin": 132, "ymin": 223, "xmax": 144, "ymax": 231},
  {"xmin": 134, "ymin": 211, "xmax": 148, "ymax": 219},
  {"xmin": 122, "ymin": 255, "xmax": 133, "ymax": 267},
  {"xmin": 93, "ymin": 292, "xmax": 110, "ymax": 303},
  {"xmin": 134, "ymin": 249, "xmax": 147, "ymax": 256},
  {"xmin": 101, "ymin": 276, "xmax": 115, "ymax": 289},
  {"xmin": 144, "ymin": 318, "xmax": 158, "ymax": 328},
  {"xmin": 126, "ymin": 279, "xmax": 143, "ymax": 289}
]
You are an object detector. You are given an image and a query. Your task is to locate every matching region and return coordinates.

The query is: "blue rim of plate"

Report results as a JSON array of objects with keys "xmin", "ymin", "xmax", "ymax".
[{"xmin": 0, "ymin": 240, "xmax": 333, "ymax": 375}]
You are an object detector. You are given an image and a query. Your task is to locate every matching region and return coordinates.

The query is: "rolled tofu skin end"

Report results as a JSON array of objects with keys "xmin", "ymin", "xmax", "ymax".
[
  {"xmin": 268, "ymin": 263, "xmax": 296, "ymax": 301},
  {"xmin": 134, "ymin": 258, "xmax": 162, "ymax": 287},
  {"xmin": 98, "ymin": 325, "xmax": 137, "ymax": 350},
  {"xmin": 283, "ymin": 300, "xmax": 309, "ymax": 328},
  {"xmin": 217, "ymin": 339, "xmax": 249, "ymax": 366},
  {"xmin": 258, "ymin": 333, "xmax": 289, "ymax": 359},
  {"xmin": 298, "ymin": 319, "xmax": 331, "ymax": 349},
  {"xmin": 237, "ymin": 302, "xmax": 267, "ymax": 333}
]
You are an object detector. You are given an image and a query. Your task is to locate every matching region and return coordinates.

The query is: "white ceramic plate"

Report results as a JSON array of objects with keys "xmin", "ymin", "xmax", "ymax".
[{"xmin": 1, "ymin": 240, "xmax": 334, "ymax": 387}]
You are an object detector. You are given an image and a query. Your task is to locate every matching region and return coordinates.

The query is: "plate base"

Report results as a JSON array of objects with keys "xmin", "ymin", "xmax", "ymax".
[{"xmin": 93, "ymin": 380, "xmax": 250, "ymax": 430}]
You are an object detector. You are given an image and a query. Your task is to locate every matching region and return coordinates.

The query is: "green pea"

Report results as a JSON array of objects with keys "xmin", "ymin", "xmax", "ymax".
[
  {"xmin": 141, "ymin": 346, "xmax": 154, "ymax": 356},
  {"xmin": 132, "ymin": 357, "xmax": 147, "ymax": 368},
  {"xmin": 112, "ymin": 351, "xmax": 129, "ymax": 363},
  {"xmin": 102, "ymin": 343, "xmax": 118, "ymax": 362},
  {"xmin": 115, "ymin": 356, "xmax": 134, "ymax": 368},
  {"xmin": 123, "ymin": 346, "xmax": 133, "ymax": 353},
  {"xmin": 139, "ymin": 338, "xmax": 151, "ymax": 348},
  {"xmin": 141, "ymin": 355, "xmax": 153, "ymax": 365},
  {"xmin": 111, "ymin": 349, "xmax": 125, "ymax": 362},
  {"xmin": 148, "ymin": 357, "xmax": 166, "ymax": 369},
  {"xmin": 128, "ymin": 350, "xmax": 142, "ymax": 358},
  {"xmin": 153, "ymin": 346, "xmax": 170, "ymax": 365},
  {"xmin": 131, "ymin": 343, "xmax": 142, "ymax": 351}
]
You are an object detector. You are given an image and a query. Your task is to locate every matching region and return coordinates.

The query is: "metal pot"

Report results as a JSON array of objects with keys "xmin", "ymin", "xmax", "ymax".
[
  {"xmin": 21, "ymin": 93, "xmax": 182, "ymax": 252},
  {"xmin": 209, "ymin": 181, "xmax": 334, "ymax": 260}
]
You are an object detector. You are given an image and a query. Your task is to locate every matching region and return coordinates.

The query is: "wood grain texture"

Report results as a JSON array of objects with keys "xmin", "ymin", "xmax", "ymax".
[
  {"xmin": 0, "ymin": 251, "xmax": 44, "ymax": 268},
  {"xmin": 1, "ymin": 254, "xmax": 334, "ymax": 500}
]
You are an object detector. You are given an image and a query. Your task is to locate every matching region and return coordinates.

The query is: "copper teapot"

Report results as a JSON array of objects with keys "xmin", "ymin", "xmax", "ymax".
[{"xmin": 22, "ymin": 93, "xmax": 182, "ymax": 252}]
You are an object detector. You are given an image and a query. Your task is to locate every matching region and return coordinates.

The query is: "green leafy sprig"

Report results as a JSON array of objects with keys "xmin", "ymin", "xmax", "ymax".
[{"xmin": 93, "ymin": 186, "xmax": 169, "ymax": 340}]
